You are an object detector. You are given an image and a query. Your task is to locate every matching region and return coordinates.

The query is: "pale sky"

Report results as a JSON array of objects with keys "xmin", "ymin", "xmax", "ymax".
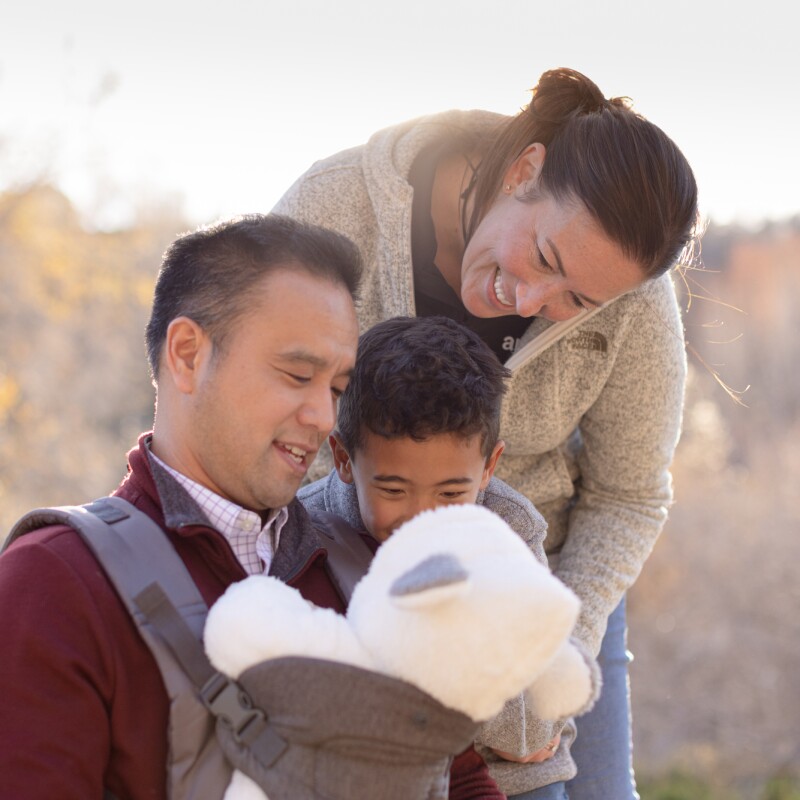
[{"xmin": 1, "ymin": 0, "xmax": 797, "ymax": 229}]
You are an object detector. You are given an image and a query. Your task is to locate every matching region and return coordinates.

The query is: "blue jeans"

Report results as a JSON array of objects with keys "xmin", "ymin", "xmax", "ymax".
[
  {"xmin": 509, "ymin": 598, "xmax": 638, "ymax": 800},
  {"xmin": 512, "ymin": 783, "xmax": 568, "ymax": 800}
]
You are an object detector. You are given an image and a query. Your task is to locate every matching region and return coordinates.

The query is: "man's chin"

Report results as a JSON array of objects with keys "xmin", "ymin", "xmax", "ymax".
[{"xmin": 256, "ymin": 476, "xmax": 305, "ymax": 511}]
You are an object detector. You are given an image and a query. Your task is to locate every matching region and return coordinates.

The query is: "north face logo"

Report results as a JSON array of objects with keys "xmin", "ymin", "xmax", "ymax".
[{"xmin": 568, "ymin": 331, "xmax": 608, "ymax": 354}]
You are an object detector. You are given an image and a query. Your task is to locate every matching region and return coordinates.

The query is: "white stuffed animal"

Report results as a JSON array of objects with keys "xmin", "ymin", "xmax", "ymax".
[{"xmin": 205, "ymin": 503, "xmax": 597, "ymax": 800}]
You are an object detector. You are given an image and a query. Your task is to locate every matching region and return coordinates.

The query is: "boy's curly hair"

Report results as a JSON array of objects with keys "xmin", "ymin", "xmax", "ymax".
[{"xmin": 337, "ymin": 316, "xmax": 510, "ymax": 459}]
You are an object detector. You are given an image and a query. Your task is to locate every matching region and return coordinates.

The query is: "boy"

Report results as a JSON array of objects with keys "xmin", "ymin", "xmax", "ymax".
[{"xmin": 299, "ymin": 315, "xmax": 585, "ymax": 797}]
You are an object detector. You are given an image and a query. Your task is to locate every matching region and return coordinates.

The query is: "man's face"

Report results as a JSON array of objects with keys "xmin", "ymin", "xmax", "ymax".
[
  {"xmin": 333, "ymin": 431, "xmax": 503, "ymax": 543},
  {"xmin": 187, "ymin": 268, "xmax": 358, "ymax": 511}
]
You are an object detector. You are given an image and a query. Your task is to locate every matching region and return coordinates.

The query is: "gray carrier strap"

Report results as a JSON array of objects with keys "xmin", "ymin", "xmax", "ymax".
[
  {"xmin": 6, "ymin": 497, "xmax": 289, "ymax": 775},
  {"xmin": 313, "ymin": 511, "xmax": 375, "ymax": 603},
  {"xmin": 8, "ymin": 497, "xmax": 213, "ymax": 677},
  {"xmin": 6, "ymin": 497, "xmax": 381, "ymax": 796}
]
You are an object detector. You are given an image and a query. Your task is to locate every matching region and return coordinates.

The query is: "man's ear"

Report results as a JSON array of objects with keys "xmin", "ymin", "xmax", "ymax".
[
  {"xmin": 163, "ymin": 316, "xmax": 210, "ymax": 395},
  {"xmin": 480, "ymin": 440, "xmax": 505, "ymax": 490},
  {"xmin": 503, "ymin": 143, "xmax": 546, "ymax": 194},
  {"xmin": 330, "ymin": 432, "xmax": 355, "ymax": 484}
]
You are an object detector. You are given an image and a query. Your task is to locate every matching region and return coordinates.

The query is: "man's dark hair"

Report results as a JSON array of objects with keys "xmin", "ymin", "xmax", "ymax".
[
  {"xmin": 337, "ymin": 316, "xmax": 510, "ymax": 459},
  {"xmin": 144, "ymin": 213, "xmax": 363, "ymax": 380}
]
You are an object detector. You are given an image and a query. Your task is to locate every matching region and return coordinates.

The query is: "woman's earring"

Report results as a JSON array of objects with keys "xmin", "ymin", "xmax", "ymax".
[{"xmin": 504, "ymin": 184, "xmax": 512, "ymax": 192}]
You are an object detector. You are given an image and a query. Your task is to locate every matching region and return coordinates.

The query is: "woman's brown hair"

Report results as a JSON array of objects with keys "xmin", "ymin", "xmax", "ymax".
[{"xmin": 465, "ymin": 68, "xmax": 699, "ymax": 278}]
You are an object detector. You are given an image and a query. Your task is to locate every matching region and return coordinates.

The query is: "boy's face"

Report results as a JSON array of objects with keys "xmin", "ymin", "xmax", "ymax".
[{"xmin": 331, "ymin": 431, "xmax": 504, "ymax": 543}]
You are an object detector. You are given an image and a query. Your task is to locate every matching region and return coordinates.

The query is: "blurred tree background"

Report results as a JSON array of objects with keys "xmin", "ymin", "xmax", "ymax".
[
  {"xmin": 0, "ymin": 183, "xmax": 184, "ymax": 526},
  {"xmin": 627, "ymin": 217, "xmax": 800, "ymax": 798},
  {"xmin": 1, "ymin": 182, "xmax": 798, "ymax": 798}
]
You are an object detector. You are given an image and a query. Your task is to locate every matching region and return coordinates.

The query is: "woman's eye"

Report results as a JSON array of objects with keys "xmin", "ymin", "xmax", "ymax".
[
  {"xmin": 569, "ymin": 293, "xmax": 587, "ymax": 310},
  {"xmin": 536, "ymin": 246, "xmax": 554, "ymax": 273}
]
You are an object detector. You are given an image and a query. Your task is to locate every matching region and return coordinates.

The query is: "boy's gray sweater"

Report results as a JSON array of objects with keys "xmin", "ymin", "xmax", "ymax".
[{"xmin": 299, "ymin": 472, "xmax": 588, "ymax": 793}]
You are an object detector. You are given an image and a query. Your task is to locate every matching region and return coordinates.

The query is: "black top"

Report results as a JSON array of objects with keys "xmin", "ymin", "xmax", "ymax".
[{"xmin": 408, "ymin": 146, "xmax": 530, "ymax": 364}]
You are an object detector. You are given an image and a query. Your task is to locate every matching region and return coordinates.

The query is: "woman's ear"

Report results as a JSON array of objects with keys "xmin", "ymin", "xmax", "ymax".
[
  {"xmin": 503, "ymin": 143, "xmax": 547, "ymax": 193},
  {"xmin": 480, "ymin": 440, "xmax": 505, "ymax": 490},
  {"xmin": 330, "ymin": 433, "xmax": 355, "ymax": 484},
  {"xmin": 163, "ymin": 317, "xmax": 210, "ymax": 394}
]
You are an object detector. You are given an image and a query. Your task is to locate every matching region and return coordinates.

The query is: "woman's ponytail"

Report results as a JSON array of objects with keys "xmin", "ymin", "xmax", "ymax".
[{"xmin": 465, "ymin": 68, "xmax": 698, "ymax": 278}]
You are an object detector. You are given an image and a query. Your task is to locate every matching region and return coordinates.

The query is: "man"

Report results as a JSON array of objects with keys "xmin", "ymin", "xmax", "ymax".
[{"xmin": 0, "ymin": 214, "xmax": 364, "ymax": 798}]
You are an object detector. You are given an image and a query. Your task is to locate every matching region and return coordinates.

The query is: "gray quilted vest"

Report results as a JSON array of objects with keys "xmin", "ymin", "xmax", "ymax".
[{"xmin": 5, "ymin": 498, "xmax": 480, "ymax": 799}]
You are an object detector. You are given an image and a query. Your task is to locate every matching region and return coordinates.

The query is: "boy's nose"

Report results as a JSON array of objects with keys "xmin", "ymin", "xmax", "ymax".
[{"xmin": 409, "ymin": 497, "xmax": 439, "ymax": 520}]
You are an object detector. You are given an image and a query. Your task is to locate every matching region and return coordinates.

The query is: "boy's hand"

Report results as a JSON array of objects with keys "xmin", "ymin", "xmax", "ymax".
[{"xmin": 490, "ymin": 734, "xmax": 561, "ymax": 763}]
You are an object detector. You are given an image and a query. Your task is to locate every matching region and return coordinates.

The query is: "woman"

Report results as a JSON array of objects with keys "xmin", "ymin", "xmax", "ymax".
[{"xmin": 274, "ymin": 67, "xmax": 698, "ymax": 799}]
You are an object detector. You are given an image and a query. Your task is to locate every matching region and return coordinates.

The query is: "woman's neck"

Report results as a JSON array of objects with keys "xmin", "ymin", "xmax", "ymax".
[{"xmin": 430, "ymin": 152, "xmax": 476, "ymax": 296}]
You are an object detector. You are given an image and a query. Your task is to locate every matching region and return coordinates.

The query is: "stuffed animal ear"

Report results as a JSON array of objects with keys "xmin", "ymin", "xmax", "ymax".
[{"xmin": 389, "ymin": 553, "xmax": 470, "ymax": 609}]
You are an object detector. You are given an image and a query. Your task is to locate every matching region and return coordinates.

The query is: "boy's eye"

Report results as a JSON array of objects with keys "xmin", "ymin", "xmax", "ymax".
[
  {"xmin": 441, "ymin": 491, "xmax": 468, "ymax": 500},
  {"xmin": 378, "ymin": 487, "xmax": 404, "ymax": 497}
]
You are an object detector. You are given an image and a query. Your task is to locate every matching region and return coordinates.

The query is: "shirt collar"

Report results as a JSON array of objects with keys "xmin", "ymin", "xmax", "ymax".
[{"xmin": 148, "ymin": 451, "xmax": 288, "ymax": 574}]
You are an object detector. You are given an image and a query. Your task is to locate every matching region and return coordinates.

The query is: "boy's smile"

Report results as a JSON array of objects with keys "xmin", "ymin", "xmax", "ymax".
[{"xmin": 332, "ymin": 431, "xmax": 503, "ymax": 543}]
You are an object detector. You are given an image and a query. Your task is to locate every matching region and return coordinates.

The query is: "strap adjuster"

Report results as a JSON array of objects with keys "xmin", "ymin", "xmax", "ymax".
[{"xmin": 201, "ymin": 672, "xmax": 266, "ymax": 744}]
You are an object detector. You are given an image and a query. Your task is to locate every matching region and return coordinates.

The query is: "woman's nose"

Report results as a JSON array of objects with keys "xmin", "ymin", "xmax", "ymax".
[
  {"xmin": 515, "ymin": 280, "xmax": 582, "ymax": 321},
  {"xmin": 515, "ymin": 280, "xmax": 550, "ymax": 318}
]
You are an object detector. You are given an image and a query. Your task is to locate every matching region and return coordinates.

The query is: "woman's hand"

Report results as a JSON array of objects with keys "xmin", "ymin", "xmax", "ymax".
[{"xmin": 490, "ymin": 734, "xmax": 561, "ymax": 763}]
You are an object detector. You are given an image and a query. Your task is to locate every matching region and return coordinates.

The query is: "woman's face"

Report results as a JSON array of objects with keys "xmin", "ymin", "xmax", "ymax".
[{"xmin": 459, "ymin": 153, "xmax": 646, "ymax": 322}]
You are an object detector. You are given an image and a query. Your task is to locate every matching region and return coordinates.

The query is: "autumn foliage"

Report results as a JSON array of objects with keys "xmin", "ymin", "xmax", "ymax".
[{"xmin": 0, "ymin": 185, "xmax": 184, "ymax": 530}]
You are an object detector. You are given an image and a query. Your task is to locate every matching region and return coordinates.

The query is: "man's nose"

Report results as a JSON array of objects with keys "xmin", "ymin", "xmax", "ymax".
[{"xmin": 297, "ymin": 388, "xmax": 337, "ymax": 434}]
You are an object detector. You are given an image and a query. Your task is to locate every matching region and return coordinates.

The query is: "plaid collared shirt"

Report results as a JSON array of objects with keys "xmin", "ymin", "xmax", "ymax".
[{"xmin": 151, "ymin": 454, "xmax": 288, "ymax": 575}]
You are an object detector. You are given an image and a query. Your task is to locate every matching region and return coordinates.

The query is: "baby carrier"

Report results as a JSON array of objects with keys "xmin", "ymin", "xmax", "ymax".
[{"xmin": 5, "ymin": 498, "xmax": 479, "ymax": 799}]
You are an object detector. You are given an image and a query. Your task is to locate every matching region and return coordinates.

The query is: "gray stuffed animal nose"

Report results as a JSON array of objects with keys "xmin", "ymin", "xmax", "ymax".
[{"xmin": 390, "ymin": 553, "xmax": 469, "ymax": 597}]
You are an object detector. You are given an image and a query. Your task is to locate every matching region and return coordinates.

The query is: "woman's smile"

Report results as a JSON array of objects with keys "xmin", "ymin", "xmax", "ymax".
[{"xmin": 493, "ymin": 268, "xmax": 514, "ymax": 307}]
